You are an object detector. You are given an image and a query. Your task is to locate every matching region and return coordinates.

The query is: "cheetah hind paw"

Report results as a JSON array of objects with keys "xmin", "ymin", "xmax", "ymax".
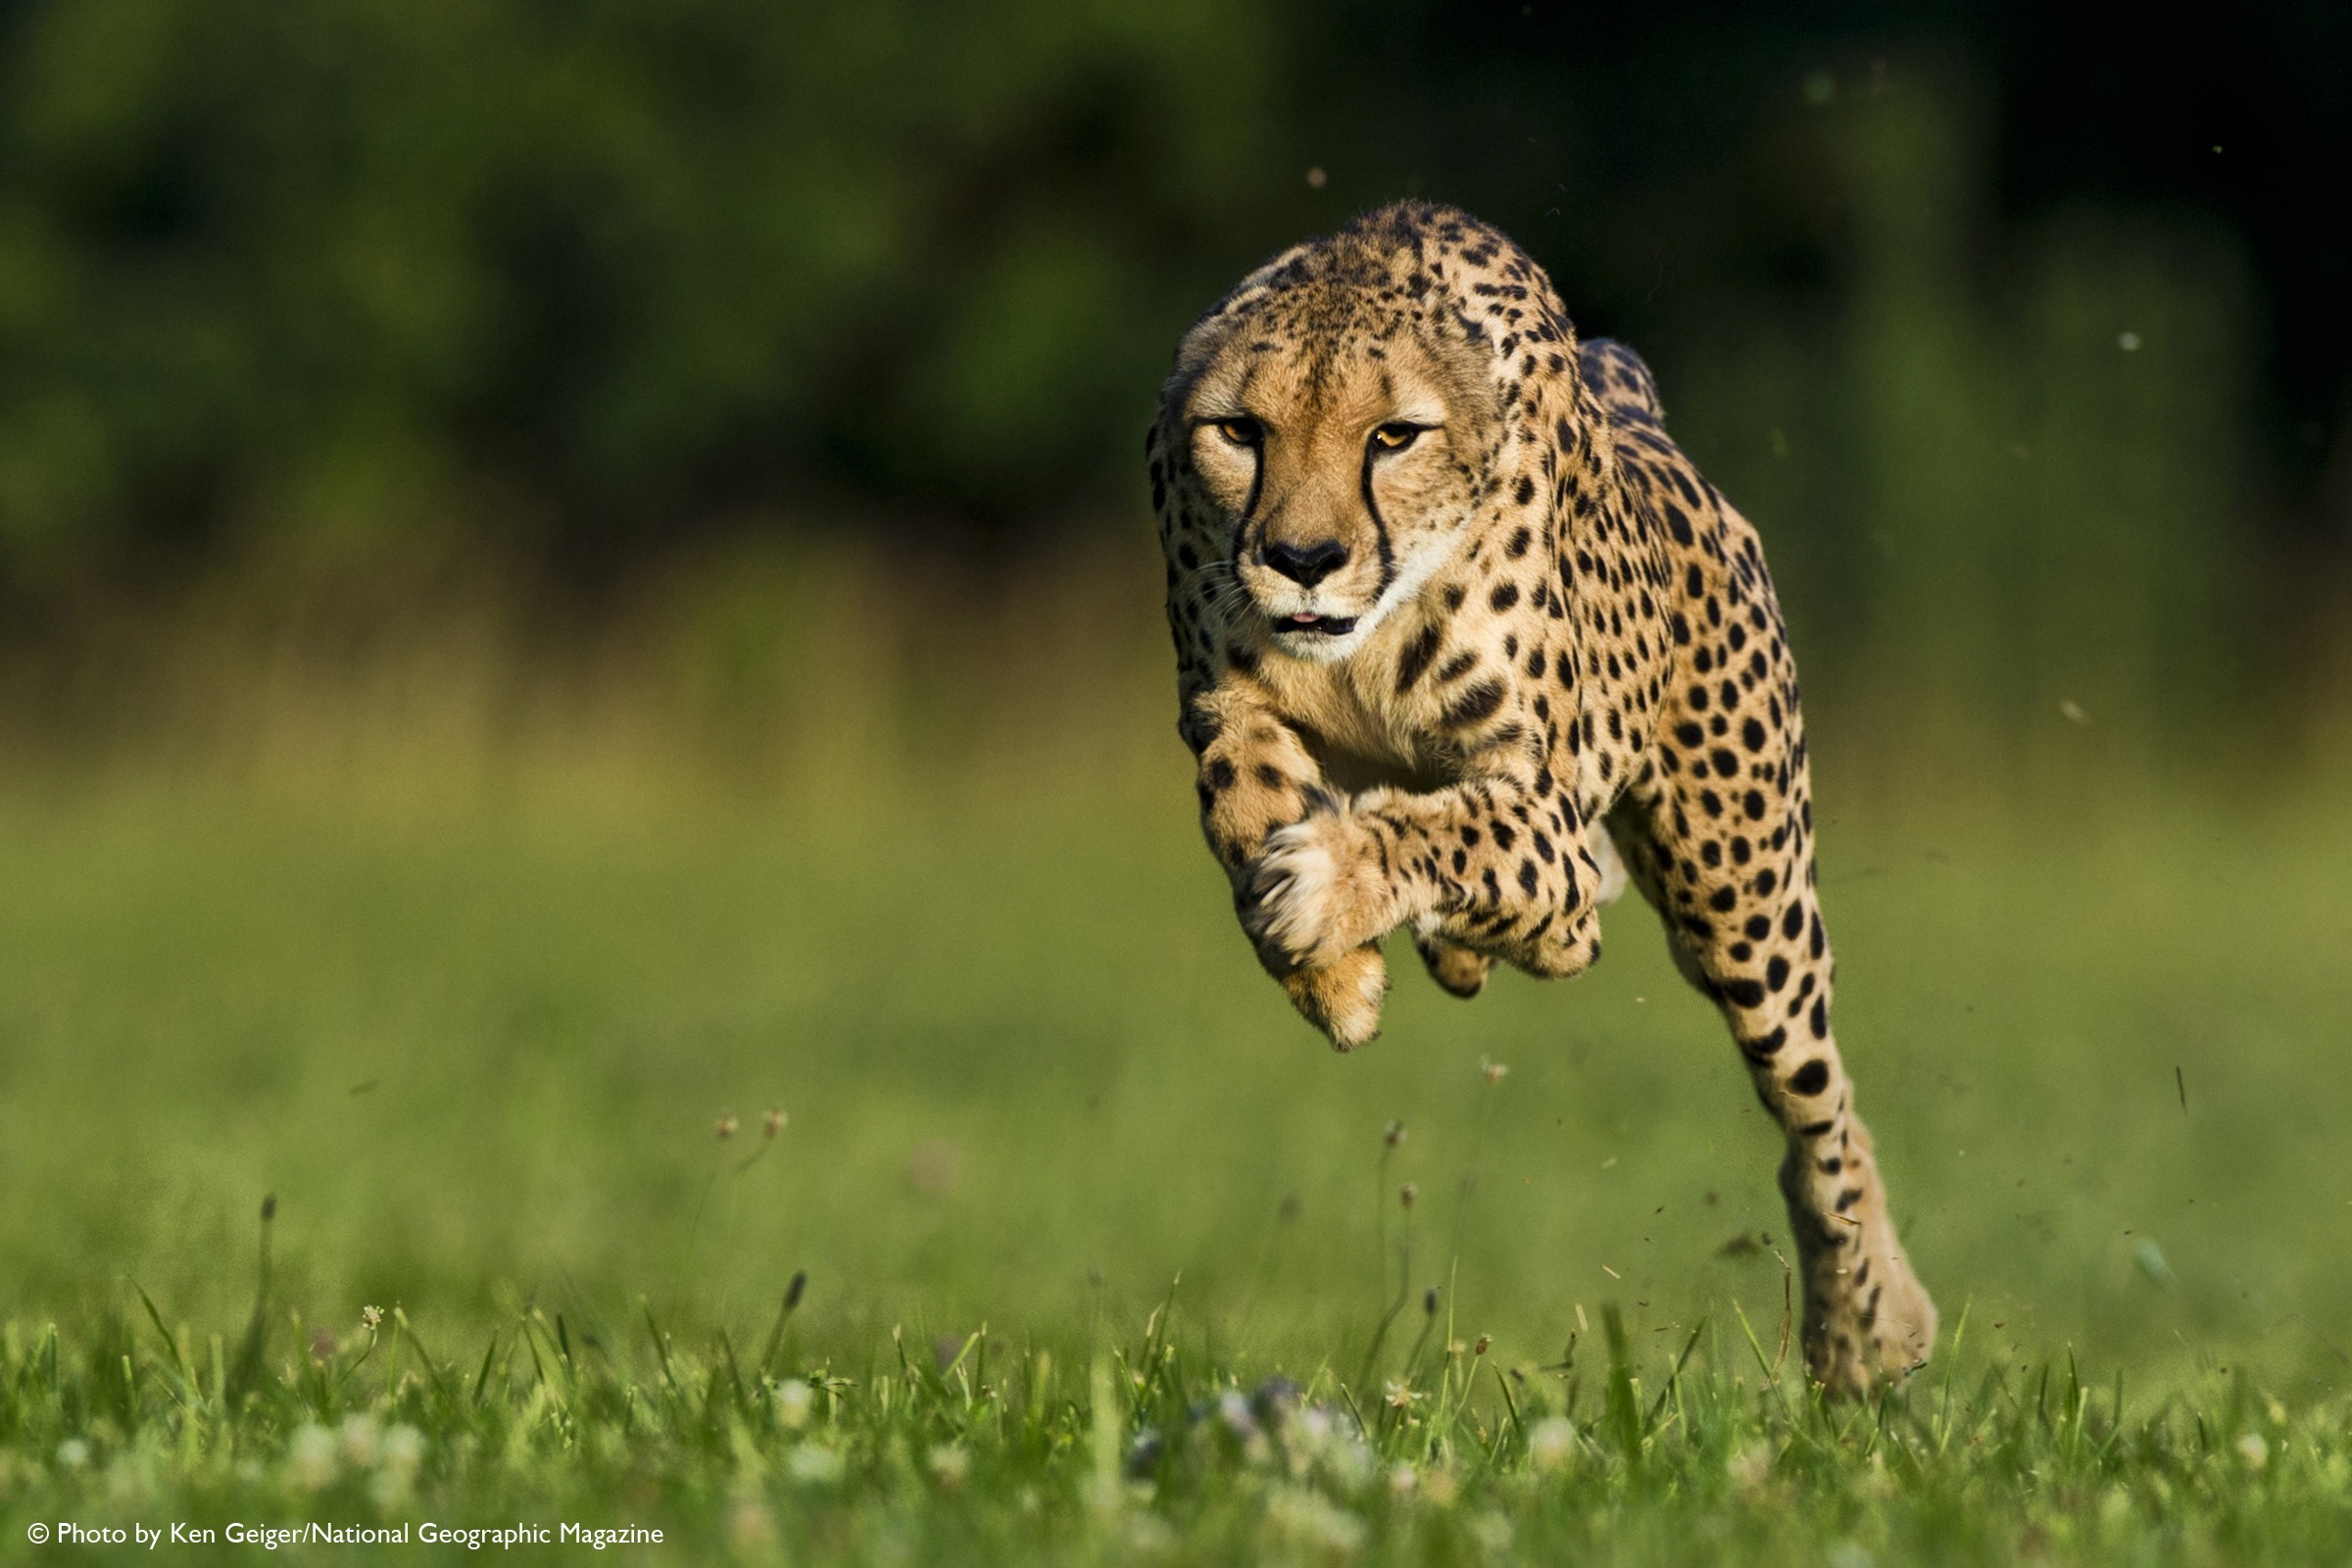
[
  {"xmin": 1281, "ymin": 946, "xmax": 1389, "ymax": 1051},
  {"xmin": 1806, "ymin": 1248, "xmax": 1938, "ymax": 1399},
  {"xmin": 1412, "ymin": 927, "xmax": 1493, "ymax": 999}
]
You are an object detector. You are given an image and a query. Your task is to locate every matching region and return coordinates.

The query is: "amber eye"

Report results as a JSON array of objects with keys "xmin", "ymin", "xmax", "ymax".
[
  {"xmin": 1211, "ymin": 416, "xmax": 1261, "ymax": 448},
  {"xmin": 1369, "ymin": 422, "xmax": 1424, "ymax": 453}
]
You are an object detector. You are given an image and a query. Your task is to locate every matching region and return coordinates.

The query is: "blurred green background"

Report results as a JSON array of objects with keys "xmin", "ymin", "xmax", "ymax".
[{"xmin": 0, "ymin": 0, "xmax": 2348, "ymax": 1403}]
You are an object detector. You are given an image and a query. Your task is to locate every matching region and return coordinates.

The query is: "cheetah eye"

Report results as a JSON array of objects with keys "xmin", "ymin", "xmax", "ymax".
[
  {"xmin": 1210, "ymin": 416, "xmax": 1262, "ymax": 449},
  {"xmin": 1369, "ymin": 422, "xmax": 1425, "ymax": 453}
]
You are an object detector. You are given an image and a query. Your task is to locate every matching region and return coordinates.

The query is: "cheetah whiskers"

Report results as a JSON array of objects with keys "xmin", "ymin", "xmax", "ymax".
[{"xmin": 1185, "ymin": 560, "xmax": 1251, "ymax": 628}]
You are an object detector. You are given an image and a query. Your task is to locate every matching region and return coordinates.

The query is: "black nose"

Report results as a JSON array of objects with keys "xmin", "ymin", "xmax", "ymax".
[{"xmin": 1261, "ymin": 539, "xmax": 1349, "ymax": 587}]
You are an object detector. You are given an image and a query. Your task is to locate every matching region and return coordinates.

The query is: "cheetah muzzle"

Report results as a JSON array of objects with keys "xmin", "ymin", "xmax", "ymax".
[{"xmin": 1146, "ymin": 201, "xmax": 1937, "ymax": 1397}]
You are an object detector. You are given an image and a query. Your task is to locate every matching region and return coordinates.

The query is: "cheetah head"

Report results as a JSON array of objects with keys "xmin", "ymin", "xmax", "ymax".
[{"xmin": 1169, "ymin": 263, "xmax": 1501, "ymax": 664}]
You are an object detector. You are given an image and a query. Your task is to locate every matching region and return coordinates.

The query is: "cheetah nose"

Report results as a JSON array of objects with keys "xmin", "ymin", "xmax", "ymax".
[{"xmin": 1260, "ymin": 539, "xmax": 1349, "ymax": 588}]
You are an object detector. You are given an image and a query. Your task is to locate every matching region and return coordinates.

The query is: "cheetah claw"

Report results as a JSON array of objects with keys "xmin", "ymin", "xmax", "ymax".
[{"xmin": 1242, "ymin": 813, "xmax": 1396, "ymax": 973}]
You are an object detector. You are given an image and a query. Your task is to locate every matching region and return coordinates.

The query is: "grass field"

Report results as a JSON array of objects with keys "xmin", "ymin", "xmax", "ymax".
[{"xmin": 3, "ymin": 734, "xmax": 2350, "ymax": 1562}]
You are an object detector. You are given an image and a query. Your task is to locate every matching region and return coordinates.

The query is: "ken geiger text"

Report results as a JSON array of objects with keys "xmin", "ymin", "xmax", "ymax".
[{"xmin": 30, "ymin": 1520, "xmax": 664, "ymax": 1549}]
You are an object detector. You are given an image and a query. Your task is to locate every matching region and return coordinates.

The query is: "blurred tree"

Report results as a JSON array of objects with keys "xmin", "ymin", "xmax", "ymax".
[
  {"xmin": 0, "ymin": 0, "xmax": 2340, "ymax": 676},
  {"xmin": 0, "ymin": 0, "xmax": 1292, "ymax": 569}
]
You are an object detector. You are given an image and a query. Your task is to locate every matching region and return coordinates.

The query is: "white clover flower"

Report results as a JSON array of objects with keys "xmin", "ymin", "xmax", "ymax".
[
  {"xmin": 728, "ymin": 1498, "xmax": 774, "ymax": 1549},
  {"xmin": 927, "ymin": 1445, "xmax": 970, "ymax": 1488},
  {"xmin": 338, "ymin": 1412, "xmax": 380, "ymax": 1468},
  {"xmin": 785, "ymin": 1443, "xmax": 845, "ymax": 1485},
  {"xmin": 1124, "ymin": 1512, "xmax": 1176, "ymax": 1555},
  {"xmin": 1466, "ymin": 1511, "xmax": 1513, "ymax": 1553},
  {"xmin": 381, "ymin": 1425, "xmax": 425, "ymax": 1479},
  {"xmin": 1726, "ymin": 1444, "xmax": 1773, "ymax": 1493},
  {"xmin": 1527, "ymin": 1415, "xmax": 1578, "ymax": 1474},
  {"xmin": 1264, "ymin": 1486, "xmax": 1366, "ymax": 1554},
  {"xmin": 775, "ymin": 1378, "xmax": 814, "ymax": 1429},
  {"xmin": 286, "ymin": 1423, "xmax": 338, "ymax": 1491}
]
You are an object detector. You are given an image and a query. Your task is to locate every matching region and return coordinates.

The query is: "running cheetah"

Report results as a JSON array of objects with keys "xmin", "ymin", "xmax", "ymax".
[{"xmin": 1144, "ymin": 202, "xmax": 1936, "ymax": 1396}]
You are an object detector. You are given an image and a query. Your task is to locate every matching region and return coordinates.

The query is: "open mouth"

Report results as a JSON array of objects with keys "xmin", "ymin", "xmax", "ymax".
[{"xmin": 1277, "ymin": 612, "xmax": 1358, "ymax": 636}]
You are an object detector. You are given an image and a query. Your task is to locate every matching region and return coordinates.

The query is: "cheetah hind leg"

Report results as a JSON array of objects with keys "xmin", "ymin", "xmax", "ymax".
[
  {"xmin": 1411, "ymin": 824, "xmax": 1629, "ymax": 999},
  {"xmin": 1412, "ymin": 920, "xmax": 1494, "ymax": 998}
]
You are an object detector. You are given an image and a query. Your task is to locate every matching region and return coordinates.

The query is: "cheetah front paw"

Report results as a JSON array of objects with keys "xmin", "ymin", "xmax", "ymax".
[
  {"xmin": 1240, "ymin": 811, "xmax": 1399, "ymax": 974},
  {"xmin": 1281, "ymin": 947, "xmax": 1391, "ymax": 1051}
]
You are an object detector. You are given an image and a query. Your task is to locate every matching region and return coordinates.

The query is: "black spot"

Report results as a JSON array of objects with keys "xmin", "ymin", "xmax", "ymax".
[
  {"xmin": 1513, "ymin": 478, "xmax": 1535, "ymax": 509},
  {"xmin": 1255, "ymin": 763, "xmax": 1285, "ymax": 788},
  {"xmin": 1675, "ymin": 722, "xmax": 1704, "ymax": 748},
  {"xmin": 1394, "ymin": 622, "xmax": 1443, "ymax": 693},
  {"xmin": 1206, "ymin": 759, "xmax": 1236, "ymax": 792},
  {"xmin": 1491, "ymin": 821, "xmax": 1517, "ymax": 851},
  {"xmin": 1708, "ymin": 886, "xmax": 1738, "ymax": 913},
  {"xmin": 1788, "ymin": 1059, "xmax": 1830, "ymax": 1096},
  {"xmin": 1742, "ymin": 790, "xmax": 1766, "ymax": 820},
  {"xmin": 1444, "ymin": 680, "xmax": 1506, "ymax": 728},
  {"xmin": 1808, "ymin": 996, "xmax": 1829, "ymax": 1039},
  {"xmin": 1517, "ymin": 859, "xmax": 1540, "ymax": 896},
  {"xmin": 1490, "ymin": 582, "xmax": 1521, "ymax": 612},
  {"xmin": 1744, "ymin": 914, "xmax": 1770, "ymax": 940},
  {"xmin": 1765, "ymin": 956, "xmax": 1789, "ymax": 992},
  {"xmin": 1782, "ymin": 904, "xmax": 1804, "ymax": 940},
  {"xmin": 1710, "ymin": 748, "xmax": 1739, "ymax": 778},
  {"xmin": 1742, "ymin": 717, "xmax": 1767, "ymax": 752},
  {"xmin": 1720, "ymin": 978, "xmax": 1765, "ymax": 1008}
]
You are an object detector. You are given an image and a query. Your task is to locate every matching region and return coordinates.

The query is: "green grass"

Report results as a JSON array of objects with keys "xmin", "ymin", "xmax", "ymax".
[{"xmin": 2, "ymin": 757, "xmax": 2350, "ymax": 1562}]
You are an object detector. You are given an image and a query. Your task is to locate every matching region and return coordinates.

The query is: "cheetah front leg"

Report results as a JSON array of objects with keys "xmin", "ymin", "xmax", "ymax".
[
  {"xmin": 1609, "ymin": 779, "xmax": 1936, "ymax": 1397},
  {"xmin": 1410, "ymin": 824, "xmax": 1631, "ymax": 997},
  {"xmin": 1243, "ymin": 759, "xmax": 1614, "ymax": 1019},
  {"xmin": 1187, "ymin": 686, "xmax": 1392, "ymax": 1049}
]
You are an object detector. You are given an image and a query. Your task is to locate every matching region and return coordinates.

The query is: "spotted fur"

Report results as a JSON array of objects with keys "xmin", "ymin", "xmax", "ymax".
[{"xmin": 1146, "ymin": 202, "xmax": 1936, "ymax": 1397}]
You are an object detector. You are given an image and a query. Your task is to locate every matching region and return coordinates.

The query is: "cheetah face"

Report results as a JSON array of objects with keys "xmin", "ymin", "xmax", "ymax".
[{"xmin": 1179, "ymin": 322, "xmax": 1495, "ymax": 664}]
